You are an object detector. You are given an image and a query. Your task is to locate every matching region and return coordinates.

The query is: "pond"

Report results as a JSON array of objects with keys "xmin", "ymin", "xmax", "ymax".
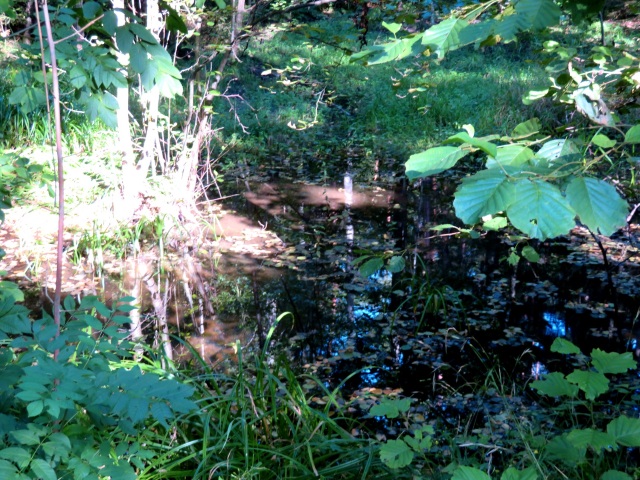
[{"xmin": 2, "ymin": 157, "xmax": 640, "ymax": 422}]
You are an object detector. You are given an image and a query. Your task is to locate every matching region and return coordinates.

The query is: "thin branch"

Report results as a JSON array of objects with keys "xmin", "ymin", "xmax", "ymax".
[
  {"xmin": 42, "ymin": 0, "xmax": 65, "ymax": 361},
  {"xmin": 54, "ymin": 14, "xmax": 105, "ymax": 44}
]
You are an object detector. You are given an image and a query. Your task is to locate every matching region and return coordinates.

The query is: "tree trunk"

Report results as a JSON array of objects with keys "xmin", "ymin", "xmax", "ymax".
[
  {"xmin": 140, "ymin": 0, "xmax": 163, "ymax": 181},
  {"xmin": 114, "ymin": 0, "xmax": 138, "ymax": 218},
  {"xmin": 231, "ymin": 0, "xmax": 246, "ymax": 59}
]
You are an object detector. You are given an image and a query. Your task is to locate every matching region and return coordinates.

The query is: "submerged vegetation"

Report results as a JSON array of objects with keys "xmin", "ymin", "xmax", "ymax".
[{"xmin": 1, "ymin": 0, "xmax": 640, "ymax": 478}]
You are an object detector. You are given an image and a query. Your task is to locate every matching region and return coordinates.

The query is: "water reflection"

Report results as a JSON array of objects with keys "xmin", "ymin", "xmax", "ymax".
[{"xmin": 543, "ymin": 311, "xmax": 567, "ymax": 337}]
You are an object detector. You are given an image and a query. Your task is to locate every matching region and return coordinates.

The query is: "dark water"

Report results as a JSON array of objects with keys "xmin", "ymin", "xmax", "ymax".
[{"xmin": 177, "ymin": 170, "xmax": 640, "ymax": 399}]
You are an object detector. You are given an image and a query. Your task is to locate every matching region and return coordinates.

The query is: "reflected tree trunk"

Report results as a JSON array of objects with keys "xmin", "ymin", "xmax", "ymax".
[{"xmin": 143, "ymin": 272, "xmax": 173, "ymax": 363}]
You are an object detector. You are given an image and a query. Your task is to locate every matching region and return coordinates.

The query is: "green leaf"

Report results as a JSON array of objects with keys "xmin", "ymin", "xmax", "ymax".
[
  {"xmin": 531, "ymin": 372, "xmax": 578, "ymax": 398},
  {"xmin": 546, "ymin": 434, "xmax": 586, "ymax": 465},
  {"xmin": 625, "ymin": 125, "xmax": 640, "ymax": 144},
  {"xmin": 129, "ymin": 43, "xmax": 148, "ymax": 74},
  {"xmin": 591, "ymin": 349, "xmax": 635, "ymax": 374},
  {"xmin": 607, "ymin": 416, "xmax": 640, "ymax": 447},
  {"xmin": 516, "ymin": 0, "xmax": 562, "ymax": 30},
  {"xmin": 11, "ymin": 429, "xmax": 41, "ymax": 446},
  {"xmin": 421, "ymin": 17, "xmax": 469, "ymax": 58},
  {"xmin": 165, "ymin": 8, "xmax": 188, "ymax": 34},
  {"xmin": 68, "ymin": 65, "xmax": 87, "ymax": 89},
  {"xmin": 444, "ymin": 132, "xmax": 497, "ymax": 157},
  {"xmin": 0, "ymin": 459, "xmax": 18, "ymax": 477},
  {"xmin": 102, "ymin": 10, "xmax": 117, "ymax": 36},
  {"xmin": 551, "ymin": 337, "xmax": 581, "ymax": 354},
  {"xmin": 370, "ymin": 398, "xmax": 411, "ymax": 419},
  {"xmin": 566, "ymin": 428, "xmax": 616, "ymax": 451},
  {"xmin": 503, "ymin": 467, "xmax": 538, "ymax": 480},
  {"xmin": 566, "ymin": 177, "xmax": 627, "ymax": 236},
  {"xmin": 601, "ymin": 470, "xmax": 633, "ymax": 480},
  {"xmin": 483, "ymin": 216, "xmax": 508, "ymax": 231},
  {"xmin": 82, "ymin": 1, "xmax": 101, "ymax": 19},
  {"xmin": 506, "ymin": 179, "xmax": 575, "ymax": 240},
  {"xmin": 0, "ymin": 448, "xmax": 31, "ymax": 469},
  {"xmin": 567, "ymin": 370, "xmax": 609, "ymax": 400},
  {"xmin": 9, "ymin": 86, "xmax": 46, "ymax": 113},
  {"xmin": 26, "ymin": 400, "xmax": 44, "ymax": 417},
  {"xmin": 406, "ymin": 147, "xmax": 468, "ymax": 180},
  {"xmin": 116, "ymin": 27, "xmax": 135, "ymax": 54},
  {"xmin": 486, "ymin": 145, "xmax": 534, "ymax": 169},
  {"xmin": 30, "ymin": 458, "xmax": 57, "ymax": 480},
  {"xmin": 130, "ymin": 23, "xmax": 158, "ymax": 44},
  {"xmin": 458, "ymin": 19, "xmax": 495, "ymax": 47},
  {"xmin": 382, "ymin": 21, "xmax": 402, "ymax": 35},
  {"xmin": 453, "ymin": 169, "xmax": 515, "ymax": 225},
  {"xmin": 452, "ymin": 465, "xmax": 491, "ymax": 480},
  {"xmin": 536, "ymin": 139, "xmax": 580, "ymax": 163},
  {"xmin": 379, "ymin": 439, "xmax": 413, "ymax": 469},
  {"xmin": 512, "ymin": 118, "xmax": 541, "ymax": 138},
  {"xmin": 386, "ymin": 256, "xmax": 405, "ymax": 274},
  {"xmin": 359, "ymin": 258, "xmax": 384, "ymax": 277},
  {"xmin": 591, "ymin": 133, "xmax": 616, "ymax": 148},
  {"xmin": 521, "ymin": 245, "xmax": 539, "ymax": 263},
  {"xmin": 364, "ymin": 35, "xmax": 423, "ymax": 65},
  {"xmin": 492, "ymin": 12, "xmax": 530, "ymax": 42}
]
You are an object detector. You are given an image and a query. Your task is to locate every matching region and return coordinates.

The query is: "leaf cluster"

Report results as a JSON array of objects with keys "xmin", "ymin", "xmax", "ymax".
[
  {"xmin": 406, "ymin": 120, "xmax": 632, "ymax": 240},
  {"xmin": 0, "ymin": 285, "xmax": 197, "ymax": 480}
]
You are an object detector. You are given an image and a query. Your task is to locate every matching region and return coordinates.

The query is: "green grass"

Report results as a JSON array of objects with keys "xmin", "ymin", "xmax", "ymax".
[
  {"xmin": 205, "ymin": 14, "xmax": 554, "ymax": 180},
  {"xmin": 144, "ymin": 335, "xmax": 390, "ymax": 479}
]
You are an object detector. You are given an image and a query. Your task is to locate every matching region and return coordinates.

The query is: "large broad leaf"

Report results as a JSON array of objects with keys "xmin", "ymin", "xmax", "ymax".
[
  {"xmin": 379, "ymin": 439, "xmax": 414, "ymax": 469},
  {"xmin": 486, "ymin": 145, "xmax": 534, "ymax": 169},
  {"xmin": 366, "ymin": 35, "xmax": 422, "ymax": 65},
  {"xmin": 607, "ymin": 416, "xmax": 640, "ymax": 447},
  {"xmin": 566, "ymin": 428, "xmax": 616, "ymax": 451},
  {"xmin": 601, "ymin": 471, "xmax": 633, "ymax": 480},
  {"xmin": 492, "ymin": 10, "xmax": 530, "ymax": 42},
  {"xmin": 566, "ymin": 370, "xmax": 609, "ymax": 400},
  {"xmin": 515, "ymin": 0, "xmax": 562, "ymax": 30},
  {"xmin": 454, "ymin": 169, "xmax": 516, "ymax": 224},
  {"xmin": 550, "ymin": 337, "xmax": 581, "ymax": 355},
  {"xmin": 536, "ymin": 139, "xmax": 580, "ymax": 164},
  {"xmin": 565, "ymin": 177, "xmax": 627, "ymax": 236},
  {"xmin": 591, "ymin": 349, "xmax": 635, "ymax": 374},
  {"xmin": 444, "ymin": 132, "xmax": 497, "ymax": 157},
  {"xmin": 421, "ymin": 17, "xmax": 469, "ymax": 58},
  {"xmin": 405, "ymin": 146, "xmax": 468, "ymax": 180},
  {"xmin": 458, "ymin": 20, "xmax": 495, "ymax": 47},
  {"xmin": 625, "ymin": 125, "xmax": 640, "ymax": 144},
  {"xmin": 546, "ymin": 434, "xmax": 586, "ymax": 465},
  {"xmin": 359, "ymin": 258, "xmax": 384, "ymax": 277},
  {"xmin": 512, "ymin": 118, "xmax": 541, "ymax": 138},
  {"xmin": 506, "ymin": 179, "xmax": 575, "ymax": 240},
  {"xmin": 30, "ymin": 458, "xmax": 57, "ymax": 480},
  {"xmin": 452, "ymin": 466, "xmax": 491, "ymax": 480},
  {"xmin": 531, "ymin": 372, "xmax": 578, "ymax": 398}
]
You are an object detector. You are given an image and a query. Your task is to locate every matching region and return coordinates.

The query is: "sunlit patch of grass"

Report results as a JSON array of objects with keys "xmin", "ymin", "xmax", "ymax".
[{"xmin": 210, "ymin": 14, "xmax": 554, "ymax": 179}]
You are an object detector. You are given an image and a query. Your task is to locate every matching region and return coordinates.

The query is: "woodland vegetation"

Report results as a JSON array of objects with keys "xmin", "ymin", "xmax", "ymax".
[{"xmin": 1, "ymin": 0, "xmax": 640, "ymax": 478}]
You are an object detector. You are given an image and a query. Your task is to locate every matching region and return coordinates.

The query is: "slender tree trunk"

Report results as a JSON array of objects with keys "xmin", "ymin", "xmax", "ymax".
[
  {"xmin": 231, "ymin": 0, "xmax": 245, "ymax": 59},
  {"xmin": 140, "ymin": 0, "xmax": 163, "ymax": 181},
  {"xmin": 114, "ymin": 0, "xmax": 137, "ymax": 218},
  {"xmin": 42, "ymin": 0, "xmax": 64, "ymax": 358}
]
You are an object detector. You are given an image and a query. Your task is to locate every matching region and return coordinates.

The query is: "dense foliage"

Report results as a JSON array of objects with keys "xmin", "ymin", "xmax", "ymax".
[{"xmin": 0, "ymin": 0, "xmax": 639, "ymax": 478}]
